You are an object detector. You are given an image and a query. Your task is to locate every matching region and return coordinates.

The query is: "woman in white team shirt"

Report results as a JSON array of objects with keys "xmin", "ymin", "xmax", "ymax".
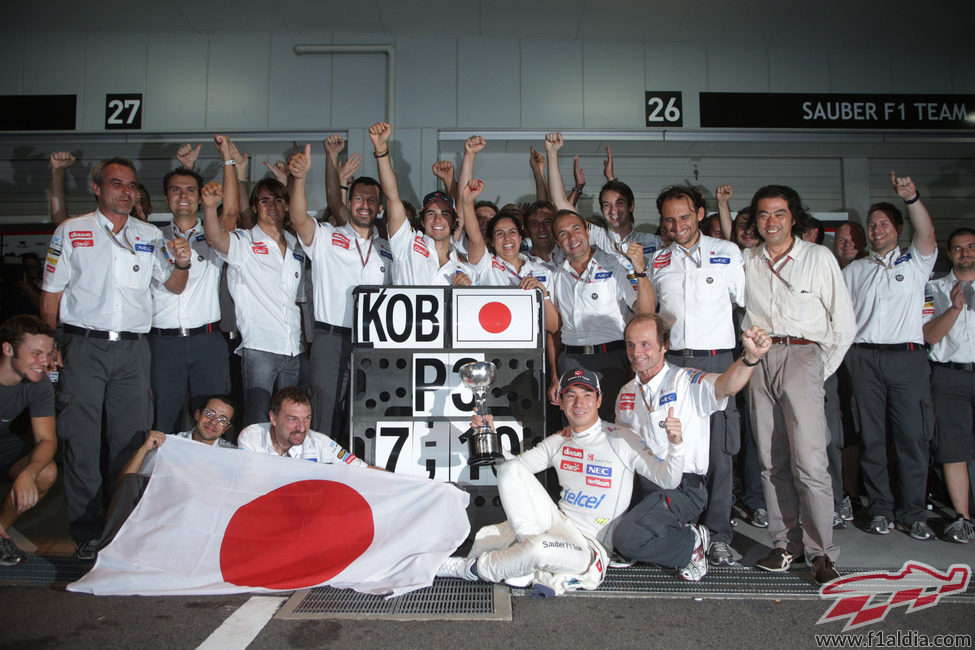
[{"xmin": 461, "ymin": 178, "xmax": 551, "ymax": 294}]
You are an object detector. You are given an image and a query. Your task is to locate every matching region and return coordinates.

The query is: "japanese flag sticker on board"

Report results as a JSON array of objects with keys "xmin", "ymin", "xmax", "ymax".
[{"xmin": 452, "ymin": 288, "xmax": 540, "ymax": 349}]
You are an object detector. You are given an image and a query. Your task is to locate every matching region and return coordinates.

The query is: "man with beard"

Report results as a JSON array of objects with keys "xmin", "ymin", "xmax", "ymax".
[{"xmin": 287, "ymin": 138, "xmax": 391, "ymax": 435}]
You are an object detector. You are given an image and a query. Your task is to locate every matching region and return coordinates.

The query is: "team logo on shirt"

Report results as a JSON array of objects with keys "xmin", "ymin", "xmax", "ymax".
[
  {"xmin": 562, "ymin": 446, "xmax": 583, "ymax": 459},
  {"xmin": 195, "ymin": 233, "xmax": 207, "ymax": 242},
  {"xmin": 654, "ymin": 251, "xmax": 672, "ymax": 269},
  {"xmin": 619, "ymin": 393, "xmax": 635, "ymax": 411},
  {"xmin": 659, "ymin": 392, "xmax": 677, "ymax": 406},
  {"xmin": 69, "ymin": 231, "xmax": 92, "ymax": 239},
  {"xmin": 709, "ymin": 256, "xmax": 730, "ymax": 264},
  {"xmin": 134, "ymin": 243, "xmax": 154, "ymax": 253},
  {"xmin": 337, "ymin": 448, "xmax": 359, "ymax": 464},
  {"xmin": 332, "ymin": 233, "xmax": 351, "ymax": 249},
  {"xmin": 413, "ymin": 235, "xmax": 430, "ymax": 258},
  {"xmin": 923, "ymin": 296, "xmax": 935, "ymax": 316},
  {"xmin": 894, "ymin": 253, "xmax": 911, "ymax": 265},
  {"xmin": 643, "ymin": 245, "xmax": 657, "ymax": 255},
  {"xmin": 251, "ymin": 243, "xmax": 269, "ymax": 255},
  {"xmin": 293, "ymin": 252, "xmax": 305, "ymax": 263},
  {"xmin": 69, "ymin": 230, "xmax": 94, "ymax": 248},
  {"xmin": 684, "ymin": 369, "xmax": 707, "ymax": 384},
  {"xmin": 379, "ymin": 248, "xmax": 393, "ymax": 260},
  {"xmin": 586, "ymin": 464, "xmax": 612, "ymax": 477},
  {"xmin": 594, "ymin": 271, "xmax": 612, "ymax": 280},
  {"xmin": 586, "ymin": 476, "xmax": 612, "ymax": 489},
  {"xmin": 560, "ymin": 460, "xmax": 583, "ymax": 472}
]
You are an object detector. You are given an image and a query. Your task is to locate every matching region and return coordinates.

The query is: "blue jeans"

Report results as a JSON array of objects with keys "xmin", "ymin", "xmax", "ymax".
[{"xmin": 240, "ymin": 348, "xmax": 302, "ymax": 426}]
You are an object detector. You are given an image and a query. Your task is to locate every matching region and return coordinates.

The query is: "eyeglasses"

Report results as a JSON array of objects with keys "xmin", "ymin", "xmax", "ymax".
[{"xmin": 203, "ymin": 408, "xmax": 231, "ymax": 427}]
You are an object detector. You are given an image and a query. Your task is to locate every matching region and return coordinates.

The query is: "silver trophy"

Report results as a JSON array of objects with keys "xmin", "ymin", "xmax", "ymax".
[{"xmin": 459, "ymin": 361, "xmax": 504, "ymax": 466}]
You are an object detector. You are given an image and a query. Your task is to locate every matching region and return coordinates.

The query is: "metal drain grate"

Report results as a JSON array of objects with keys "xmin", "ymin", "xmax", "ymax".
[
  {"xmin": 548, "ymin": 565, "xmax": 975, "ymax": 601},
  {"xmin": 0, "ymin": 555, "xmax": 93, "ymax": 587},
  {"xmin": 277, "ymin": 578, "xmax": 511, "ymax": 621}
]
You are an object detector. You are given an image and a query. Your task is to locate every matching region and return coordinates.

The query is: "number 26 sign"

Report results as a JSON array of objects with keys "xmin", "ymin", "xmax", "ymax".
[
  {"xmin": 105, "ymin": 94, "xmax": 142, "ymax": 130},
  {"xmin": 645, "ymin": 91, "xmax": 682, "ymax": 127}
]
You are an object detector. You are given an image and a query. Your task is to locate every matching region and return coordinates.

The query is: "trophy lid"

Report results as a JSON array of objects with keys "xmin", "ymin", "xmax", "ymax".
[{"xmin": 459, "ymin": 361, "xmax": 496, "ymax": 387}]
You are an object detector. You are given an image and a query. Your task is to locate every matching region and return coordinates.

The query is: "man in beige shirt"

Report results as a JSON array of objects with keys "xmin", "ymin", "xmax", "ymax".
[{"xmin": 741, "ymin": 185, "xmax": 855, "ymax": 585}]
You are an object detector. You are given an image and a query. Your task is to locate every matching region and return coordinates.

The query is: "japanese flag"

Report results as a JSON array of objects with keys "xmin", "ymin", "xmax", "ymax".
[
  {"xmin": 452, "ymin": 289, "xmax": 539, "ymax": 348},
  {"xmin": 68, "ymin": 437, "xmax": 470, "ymax": 597}
]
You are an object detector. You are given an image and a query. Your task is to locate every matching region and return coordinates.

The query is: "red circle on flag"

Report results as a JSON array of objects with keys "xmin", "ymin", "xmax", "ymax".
[
  {"xmin": 478, "ymin": 301, "xmax": 512, "ymax": 334},
  {"xmin": 219, "ymin": 479, "xmax": 374, "ymax": 589}
]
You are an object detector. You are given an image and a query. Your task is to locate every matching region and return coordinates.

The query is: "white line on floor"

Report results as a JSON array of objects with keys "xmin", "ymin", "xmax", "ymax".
[{"xmin": 196, "ymin": 595, "xmax": 287, "ymax": 650}]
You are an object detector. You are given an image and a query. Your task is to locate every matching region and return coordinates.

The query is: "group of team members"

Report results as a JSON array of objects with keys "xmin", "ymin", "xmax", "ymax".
[{"xmin": 0, "ymin": 123, "xmax": 971, "ymax": 596}]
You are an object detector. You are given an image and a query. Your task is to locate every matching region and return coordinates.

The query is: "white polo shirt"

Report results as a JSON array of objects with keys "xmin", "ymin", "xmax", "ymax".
[
  {"xmin": 590, "ymin": 225, "xmax": 662, "ymax": 274},
  {"xmin": 151, "ymin": 219, "xmax": 223, "ymax": 329},
  {"xmin": 220, "ymin": 225, "xmax": 305, "ymax": 356},
  {"xmin": 301, "ymin": 222, "xmax": 391, "ymax": 328},
  {"xmin": 843, "ymin": 244, "xmax": 938, "ymax": 344},
  {"xmin": 651, "ymin": 235, "xmax": 745, "ymax": 350},
  {"xmin": 548, "ymin": 249, "xmax": 638, "ymax": 346},
  {"xmin": 472, "ymin": 252, "xmax": 552, "ymax": 288},
  {"xmin": 615, "ymin": 363, "xmax": 727, "ymax": 476},
  {"xmin": 389, "ymin": 225, "xmax": 475, "ymax": 285},
  {"xmin": 43, "ymin": 210, "xmax": 174, "ymax": 332},
  {"xmin": 237, "ymin": 422, "xmax": 367, "ymax": 467},
  {"xmin": 924, "ymin": 272, "xmax": 974, "ymax": 363}
]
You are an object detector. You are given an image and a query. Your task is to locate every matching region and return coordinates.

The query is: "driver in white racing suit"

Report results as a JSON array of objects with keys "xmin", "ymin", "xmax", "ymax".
[{"xmin": 437, "ymin": 368, "xmax": 687, "ymax": 596}]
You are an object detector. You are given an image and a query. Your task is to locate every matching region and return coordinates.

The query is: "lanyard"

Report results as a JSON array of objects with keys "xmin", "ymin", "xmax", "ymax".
[
  {"xmin": 354, "ymin": 237, "xmax": 373, "ymax": 268},
  {"xmin": 679, "ymin": 244, "xmax": 701, "ymax": 269},
  {"xmin": 765, "ymin": 255, "xmax": 794, "ymax": 291},
  {"xmin": 103, "ymin": 224, "xmax": 136, "ymax": 255}
]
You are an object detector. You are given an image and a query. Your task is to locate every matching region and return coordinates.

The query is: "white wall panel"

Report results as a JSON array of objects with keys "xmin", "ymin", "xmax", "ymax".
[
  {"xmin": 707, "ymin": 46, "xmax": 768, "ymax": 93},
  {"xmin": 890, "ymin": 52, "xmax": 953, "ymax": 93},
  {"xmin": 23, "ymin": 31, "xmax": 86, "ymax": 98},
  {"xmin": 395, "ymin": 35, "xmax": 458, "ymax": 129},
  {"xmin": 769, "ymin": 48, "xmax": 829, "ymax": 92},
  {"xmin": 0, "ymin": 31, "xmax": 24, "ymax": 95},
  {"xmin": 80, "ymin": 33, "xmax": 148, "ymax": 132},
  {"xmin": 269, "ymin": 32, "xmax": 333, "ymax": 130},
  {"xmin": 829, "ymin": 50, "xmax": 891, "ymax": 93},
  {"xmin": 145, "ymin": 33, "xmax": 208, "ymax": 132},
  {"xmin": 645, "ymin": 44, "xmax": 706, "ymax": 128},
  {"xmin": 520, "ymin": 40, "xmax": 583, "ymax": 129},
  {"xmin": 582, "ymin": 42, "xmax": 645, "ymax": 128},
  {"xmin": 206, "ymin": 34, "xmax": 271, "ymax": 130},
  {"xmin": 330, "ymin": 32, "xmax": 390, "ymax": 127},
  {"xmin": 457, "ymin": 37, "xmax": 521, "ymax": 128}
]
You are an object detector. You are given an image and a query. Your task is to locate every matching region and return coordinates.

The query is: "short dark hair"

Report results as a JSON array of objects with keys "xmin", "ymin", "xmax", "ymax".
[
  {"xmin": 553, "ymin": 209, "xmax": 587, "ymax": 232},
  {"xmin": 249, "ymin": 178, "xmax": 289, "ymax": 213},
  {"xmin": 474, "ymin": 200, "xmax": 499, "ymax": 217},
  {"xmin": 349, "ymin": 176, "xmax": 384, "ymax": 206},
  {"xmin": 656, "ymin": 185, "xmax": 705, "ymax": 215},
  {"xmin": 91, "ymin": 157, "xmax": 137, "ymax": 186},
  {"xmin": 749, "ymin": 185, "xmax": 810, "ymax": 240},
  {"xmin": 948, "ymin": 226, "xmax": 975, "ymax": 249},
  {"xmin": 796, "ymin": 214, "xmax": 824, "ymax": 244},
  {"xmin": 0, "ymin": 315, "xmax": 55, "ymax": 350},
  {"xmin": 525, "ymin": 200, "xmax": 556, "ymax": 220},
  {"xmin": 598, "ymin": 180, "xmax": 635, "ymax": 210},
  {"xmin": 867, "ymin": 201, "xmax": 904, "ymax": 230},
  {"xmin": 624, "ymin": 313, "xmax": 671, "ymax": 350},
  {"xmin": 270, "ymin": 386, "xmax": 311, "ymax": 415},
  {"xmin": 202, "ymin": 394, "xmax": 236, "ymax": 416},
  {"xmin": 486, "ymin": 212, "xmax": 525, "ymax": 243},
  {"xmin": 163, "ymin": 166, "xmax": 204, "ymax": 195}
]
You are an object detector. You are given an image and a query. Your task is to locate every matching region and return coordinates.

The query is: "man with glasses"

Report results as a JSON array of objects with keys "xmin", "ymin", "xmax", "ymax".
[{"xmin": 94, "ymin": 395, "xmax": 238, "ymax": 553}]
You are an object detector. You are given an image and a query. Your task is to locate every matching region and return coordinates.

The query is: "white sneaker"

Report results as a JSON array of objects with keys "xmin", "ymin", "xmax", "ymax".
[
  {"xmin": 678, "ymin": 524, "xmax": 710, "ymax": 582},
  {"xmin": 504, "ymin": 574, "xmax": 534, "ymax": 588},
  {"xmin": 437, "ymin": 556, "xmax": 477, "ymax": 581}
]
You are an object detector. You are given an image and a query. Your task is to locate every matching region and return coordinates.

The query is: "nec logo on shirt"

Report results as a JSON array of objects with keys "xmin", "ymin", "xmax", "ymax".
[
  {"xmin": 619, "ymin": 393, "xmax": 635, "ymax": 411},
  {"xmin": 643, "ymin": 245, "xmax": 657, "ymax": 255},
  {"xmin": 293, "ymin": 252, "xmax": 305, "ymax": 263},
  {"xmin": 659, "ymin": 392, "xmax": 676, "ymax": 406},
  {"xmin": 413, "ymin": 236, "xmax": 430, "ymax": 258},
  {"xmin": 379, "ymin": 248, "xmax": 393, "ymax": 260},
  {"xmin": 134, "ymin": 243, "xmax": 154, "ymax": 253},
  {"xmin": 594, "ymin": 271, "xmax": 612, "ymax": 280},
  {"xmin": 562, "ymin": 446, "xmax": 583, "ymax": 459},
  {"xmin": 332, "ymin": 233, "xmax": 350, "ymax": 249},
  {"xmin": 709, "ymin": 256, "xmax": 730, "ymax": 264},
  {"xmin": 560, "ymin": 460, "xmax": 583, "ymax": 472},
  {"xmin": 586, "ymin": 464, "xmax": 612, "ymax": 477},
  {"xmin": 251, "ymin": 243, "xmax": 269, "ymax": 255}
]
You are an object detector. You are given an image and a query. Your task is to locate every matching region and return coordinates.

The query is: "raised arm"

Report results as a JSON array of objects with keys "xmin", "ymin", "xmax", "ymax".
[
  {"xmin": 716, "ymin": 185, "xmax": 734, "ymax": 241},
  {"xmin": 625, "ymin": 241, "xmax": 656, "ymax": 315},
  {"xmin": 227, "ymin": 140, "xmax": 254, "ymax": 229},
  {"xmin": 461, "ymin": 179, "xmax": 487, "ymax": 264},
  {"xmin": 338, "ymin": 152, "xmax": 362, "ymax": 205},
  {"xmin": 287, "ymin": 143, "xmax": 317, "ymax": 246},
  {"xmin": 432, "ymin": 160, "xmax": 457, "ymax": 201},
  {"xmin": 602, "ymin": 145, "xmax": 616, "ymax": 182},
  {"xmin": 529, "ymin": 146, "xmax": 549, "ymax": 202},
  {"xmin": 890, "ymin": 171, "xmax": 936, "ymax": 256},
  {"xmin": 201, "ymin": 180, "xmax": 230, "ymax": 256},
  {"xmin": 369, "ymin": 122, "xmax": 408, "ymax": 237},
  {"xmin": 544, "ymin": 132, "xmax": 574, "ymax": 212},
  {"xmin": 49, "ymin": 151, "xmax": 75, "ymax": 224},
  {"xmin": 714, "ymin": 327, "xmax": 771, "ymax": 400},
  {"xmin": 176, "ymin": 143, "xmax": 202, "ymax": 170},
  {"xmin": 323, "ymin": 135, "xmax": 352, "ymax": 227},
  {"xmin": 213, "ymin": 135, "xmax": 242, "ymax": 234},
  {"xmin": 567, "ymin": 156, "xmax": 585, "ymax": 207}
]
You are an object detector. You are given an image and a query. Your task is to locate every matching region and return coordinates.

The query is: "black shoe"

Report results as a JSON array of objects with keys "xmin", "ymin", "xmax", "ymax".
[
  {"xmin": 755, "ymin": 548, "xmax": 800, "ymax": 572},
  {"xmin": 0, "ymin": 537, "xmax": 27, "ymax": 566},
  {"xmin": 811, "ymin": 555, "xmax": 839, "ymax": 585}
]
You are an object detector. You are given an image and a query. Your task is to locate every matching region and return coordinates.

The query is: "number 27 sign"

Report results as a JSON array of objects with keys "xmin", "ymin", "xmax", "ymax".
[
  {"xmin": 105, "ymin": 94, "xmax": 142, "ymax": 130},
  {"xmin": 645, "ymin": 91, "xmax": 683, "ymax": 127}
]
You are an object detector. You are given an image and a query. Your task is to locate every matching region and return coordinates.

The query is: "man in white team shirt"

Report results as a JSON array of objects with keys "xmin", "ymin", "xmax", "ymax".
[
  {"xmin": 437, "ymin": 368, "xmax": 684, "ymax": 596},
  {"xmin": 613, "ymin": 314, "xmax": 770, "ymax": 581},
  {"xmin": 369, "ymin": 122, "xmax": 474, "ymax": 286},
  {"xmin": 239, "ymin": 386, "xmax": 373, "ymax": 467},
  {"xmin": 287, "ymin": 138, "xmax": 391, "ymax": 435}
]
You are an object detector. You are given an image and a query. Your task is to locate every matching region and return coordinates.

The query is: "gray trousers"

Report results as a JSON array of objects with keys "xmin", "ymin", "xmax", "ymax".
[
  {"xmin": 748, "ymin": 343, "xmax": 837, "ymax": 561},
  {"xmin": 666, "ymin": 350, "xmax": 738, "ymax": 544},
  {"xmin": 309, "ymin": 328, "xmax": 353, "ymax": 437},
  {"xmin": 845, "ymin": 346, "xmax": 932, "ymax": 524},
  {"xmin": 57, "ymin": 335, "xmax": 152, "ymax": 543},
  {"xmin": 613, "ymin": 474, "xmax": 707, "ymax": 568},
  {"xmin": 149, "ymin": 331, "xmax": 230, "ymax": 434}
]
